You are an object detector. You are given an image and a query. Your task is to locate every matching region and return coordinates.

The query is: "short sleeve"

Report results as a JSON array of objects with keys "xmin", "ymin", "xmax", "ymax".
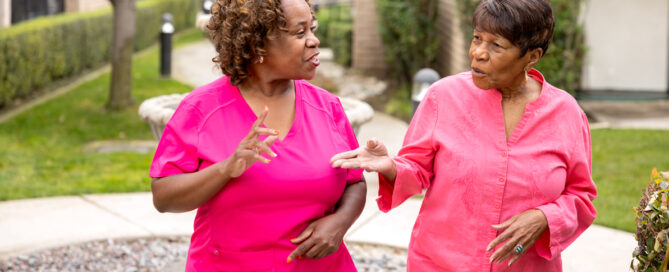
[
  {"xmin": 149, "ymin": 101, "xmax": 202, "ymax": 178},
  {"xmin": 332, "ymin": 98, "xmax": 363, "ymax": 185}
]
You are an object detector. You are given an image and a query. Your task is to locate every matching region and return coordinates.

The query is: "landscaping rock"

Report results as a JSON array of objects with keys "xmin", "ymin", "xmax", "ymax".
[{"xmin": 0, "ymin": 237, "xmax": 407, "ymax": 272}]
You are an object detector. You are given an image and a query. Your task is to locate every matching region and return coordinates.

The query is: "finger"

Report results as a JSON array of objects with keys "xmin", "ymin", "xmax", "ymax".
[
  {"xmin": 331, "ymin": 158, "xmax": 352, "ymax": 168},
  {"xmin": 494, "ymin": 243, "xmax": 518, "ymax": 264},
  {"xmin": 365, "ymin": 138, "xmax": 379, "ymax": 149},
  {"xmin": 305, "ymin": 242, "xmax": 326, "ymax": 259},
  {"xmin": 255, "ymin": 141, "xmax": 277, "ymax": 158},
  {"xmin": 239, "ymin": 150, "xmax": 271, "ymax": 164},
  {"xmin": 491, "ymin": 236, "xmax": 521, "ymax": 264},
  {"xmin": 264, "ymin": 135, "xmax": 279, "ymax": 147},
  {"xmin": 340, "ymin": 161, "xmax": 364, "ymax": 170},
  {"xmin": 330, "ymin": 149, "xmax": 360, "ymax": 164},
  {"xmin": 508, "ymin": 250, "xmax": 524, "ymax": 266},
  {"xmin": 486, "ymin": 227, "xmax": 512, "ymax": 251},
  {"xmin": 246, "ymin": 106, "xmax": 269, "ymax": 138},
  {"xmin": 290, "ymin": 227, "xmax": 314, "ymax": 244},
  {"xmin": 254, "ymin": 127, "xmax": 279, "ymax": 136},
  {"xmin": 287, "ymin": 241, "xmax": 314, "ymax": 263},
  {"xmin": 254, "ymin": 154, "xmax": 271, "ymax": 164},
  {"xmin": 491, "ymin": 216, "xmax": 516, "ymax": 230}
]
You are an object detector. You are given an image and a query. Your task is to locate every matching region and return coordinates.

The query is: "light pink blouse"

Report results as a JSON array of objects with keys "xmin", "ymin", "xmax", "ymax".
[
  {"xmin": 378, "ymin": 69, "xmax": 597, "ymax": 271},
  {"xmin": 150, "ymin": 77, "xmax": 362, "ymax": 271}
]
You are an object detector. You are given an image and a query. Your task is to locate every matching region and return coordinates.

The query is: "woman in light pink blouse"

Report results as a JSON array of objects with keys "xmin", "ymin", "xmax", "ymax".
[
  {"xmin": 150, "ymin": 0, "xmax": 365, "ymax": 270},
  {"xmin": 331, "ymin": 0, "xmax": 596, "ymax": 271}
]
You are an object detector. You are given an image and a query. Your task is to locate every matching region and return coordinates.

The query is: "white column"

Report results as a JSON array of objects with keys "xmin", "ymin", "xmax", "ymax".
[{"xmin": 0, "ymin": 0, "xmax": 10, "ymax": 28}]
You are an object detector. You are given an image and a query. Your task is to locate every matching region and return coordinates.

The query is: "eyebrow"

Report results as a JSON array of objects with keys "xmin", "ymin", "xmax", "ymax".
[{"xmin": 291, "ymin": 16, "xmax": 317, "ymax": 28}]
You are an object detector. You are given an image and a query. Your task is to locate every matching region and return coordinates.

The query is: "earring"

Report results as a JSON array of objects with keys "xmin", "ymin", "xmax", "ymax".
[
  {"xmin": 524, "ymin": 69, "xmax": 529, "ymax": 83},
  {"xmin": 259, "ymin": 56, "xmax": 264, "ymax": 64}
]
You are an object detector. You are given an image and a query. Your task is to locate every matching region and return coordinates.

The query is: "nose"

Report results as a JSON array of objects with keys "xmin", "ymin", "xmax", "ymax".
[
  {"xmin": 470, "ymin": 43, "xmax": 489, "ymax": 62},
  {"xmin": 307, "ymin": 32, "xmax": 320, "ymax": 48}
]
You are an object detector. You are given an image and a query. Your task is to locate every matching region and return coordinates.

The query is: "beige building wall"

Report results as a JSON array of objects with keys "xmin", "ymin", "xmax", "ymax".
[
  {"xmin": 351, "ymin": 0, "xmax": 387, "ymax": 78},
  {"xmin": 582, "ymin": 0, "xmax": 668, "ymax": 92},
  {"xmin": 435, "ymin": 0, "xmax": 469, "ymax": 77},
  {"xmin": 65, "ymin": 0, "xmax": 110, "ymax": 13},
  {"xmin": 0, "ymin": 0, "xmax": 10, "ymax": 28}
]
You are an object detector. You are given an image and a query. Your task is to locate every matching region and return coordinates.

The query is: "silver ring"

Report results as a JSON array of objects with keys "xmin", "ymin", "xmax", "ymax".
[{"xmin": 514, "ymin": 245, "xmax": 523, "ymax": 254}]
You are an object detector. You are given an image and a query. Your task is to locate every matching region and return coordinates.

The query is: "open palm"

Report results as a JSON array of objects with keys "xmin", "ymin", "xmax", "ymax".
[{"xmin": 330, "ymin": 138, "xmax": 394, "ymax": 174}]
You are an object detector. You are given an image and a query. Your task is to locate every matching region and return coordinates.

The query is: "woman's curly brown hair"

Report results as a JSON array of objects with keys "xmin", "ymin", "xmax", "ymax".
[{"xmin": 208, "ymin": 0, "xmax": 313, "ymax": 85}]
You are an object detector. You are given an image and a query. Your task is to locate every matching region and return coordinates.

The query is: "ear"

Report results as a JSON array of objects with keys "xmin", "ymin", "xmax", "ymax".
[{"xmin": 525, "ymin": 48, "xmax": 543, "ymax": 70}]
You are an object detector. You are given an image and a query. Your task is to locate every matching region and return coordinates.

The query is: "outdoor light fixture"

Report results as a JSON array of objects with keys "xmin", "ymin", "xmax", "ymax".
[
  {"xmin": 160, "ymin": 13, "xmax": 174, "ymax": 77},
  {"xmin": 411, "ymin": 68, "xmax": 440, "ymax": 115},
  {"xmin": 203, "ymin": 0, "xmax": 213, "ymax": 14}
]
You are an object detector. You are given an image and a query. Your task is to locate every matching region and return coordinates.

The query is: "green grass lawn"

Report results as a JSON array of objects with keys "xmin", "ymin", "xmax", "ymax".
[
  {"xmin": 591, "ymin": 129, "xmax": 669, "ymax": 232},
  {"xmin": 0, "ymin": 29, "xmax": 204, "ymax": 201}
]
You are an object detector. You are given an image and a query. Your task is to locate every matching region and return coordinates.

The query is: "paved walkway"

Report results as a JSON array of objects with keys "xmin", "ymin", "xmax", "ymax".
[{"xmin": 2, "ymin": 39, "xmax": 664, "ymax": 271}]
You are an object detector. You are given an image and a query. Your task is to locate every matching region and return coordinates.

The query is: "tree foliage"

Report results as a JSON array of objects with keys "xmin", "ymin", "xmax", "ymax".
[{"xmin": 377, "ymin": 0, "xmax": 439, "ymax": 85}]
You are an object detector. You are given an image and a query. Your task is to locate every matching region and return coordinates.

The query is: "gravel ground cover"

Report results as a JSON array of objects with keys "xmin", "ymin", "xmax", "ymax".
[{"xmin": 1, "ymin": 237, "xmax": 407, "ymax": 272}]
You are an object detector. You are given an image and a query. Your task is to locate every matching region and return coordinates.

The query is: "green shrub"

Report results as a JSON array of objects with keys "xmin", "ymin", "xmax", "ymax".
[
  {"xmin": 632, "ymin": 168, "xmax": 669, "ymax": 271},
  {"xmin": 377, "ymin": 0, "xmax": 439, "ymax": 87},
  {"xmin": 455, "ymin": 0, "xmax": 586, "ymax": 94},
  {"xmin": 0, "ymin": 0, "xmax": 196, "ymax": 108},
  {"xmin": 315, "ymin": 5, "xmax": 352, "ymax": 67}
]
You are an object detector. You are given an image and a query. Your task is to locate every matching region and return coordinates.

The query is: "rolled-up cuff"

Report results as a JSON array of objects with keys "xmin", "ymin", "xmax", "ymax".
[
  {"xmin": 376, "ymin": 160, "xmax": 423, "ymax": 213},
  {"xmin": 535, "ymin": 204, "xmax": 565, "ymax": 260}
]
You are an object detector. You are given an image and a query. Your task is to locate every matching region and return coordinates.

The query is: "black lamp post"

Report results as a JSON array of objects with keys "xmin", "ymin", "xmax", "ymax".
[{"xmin": 160, "ymin": 13, "xmax": 174, "ymax": 77}]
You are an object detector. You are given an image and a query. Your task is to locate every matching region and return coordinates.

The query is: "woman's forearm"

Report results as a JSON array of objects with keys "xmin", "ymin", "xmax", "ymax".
[
  {"xmin": 331, "ymin": 179, "xmax": 367, "ymax": 229},
  {"xmin": 379, "ymin": 159, "xmax": 398, "ymax": 185},
  {"xmin": 151, "ymin": 160, "xmax": 232, "ymax": 213}
]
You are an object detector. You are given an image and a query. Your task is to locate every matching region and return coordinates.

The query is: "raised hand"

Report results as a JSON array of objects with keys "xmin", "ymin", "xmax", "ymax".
[
  {"xmin": 487, "ymin": 209, "xmax": 548, "ymax": 266},
  {"xmin": 223, "ymin": 106, "xmax": 279, "ymax": 178},
  {"xmin": 330, "ymin": 138, "xmax": 394, "ymax": 175}
]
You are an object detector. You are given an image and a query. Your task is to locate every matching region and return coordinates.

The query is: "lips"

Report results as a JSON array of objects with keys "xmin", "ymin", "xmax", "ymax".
[
  {"xmin": 306, "ymin": 52, "xmax": 320, "ymax": 66},
  {"xmin": 471, "ymin": 67, "xmax": 486, "ymax": 77}
]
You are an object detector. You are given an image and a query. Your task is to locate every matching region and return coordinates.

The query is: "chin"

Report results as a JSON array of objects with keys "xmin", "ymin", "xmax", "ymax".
[
  {"xmin": 471, "ymin": 78, "xmax": 492, "ymax": 90},
  {"xmin": 302, "ymin": 72, "xmax": 316, "ymax": 80}
]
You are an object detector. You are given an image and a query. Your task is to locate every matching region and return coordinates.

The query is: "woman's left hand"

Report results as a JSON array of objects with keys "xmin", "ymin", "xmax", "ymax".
[
  {"xmin": 487, "ymin": 209, "xmax": 548, "ymax": 266},
  {"xmin": 287, "ymin": 214, "xmax": 346, "ymax": 262}
]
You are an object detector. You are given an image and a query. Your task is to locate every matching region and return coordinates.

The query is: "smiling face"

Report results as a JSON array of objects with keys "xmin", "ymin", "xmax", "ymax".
[
  {"xmin": 262, "ymin": 0, "xmax": 320, "ymax": 80},
  {"xmin": 468, "ymin": 30, "xmax": 530, "ymax": 91}
]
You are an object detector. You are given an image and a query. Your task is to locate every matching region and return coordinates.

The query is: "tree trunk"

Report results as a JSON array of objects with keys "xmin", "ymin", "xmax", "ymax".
[{"xmin": 106, "ymin": 0, "xmax": 136, "ymax": 110}]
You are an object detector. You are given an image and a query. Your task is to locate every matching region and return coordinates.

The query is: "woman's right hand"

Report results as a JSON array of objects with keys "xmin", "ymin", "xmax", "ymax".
[
  {"xmin": 223, "ymin": 106, "xmax": 279, "ymax": 178},
  {"xmin": 330, "ymin": 138, "xmax": 396, "ymax": 180}
]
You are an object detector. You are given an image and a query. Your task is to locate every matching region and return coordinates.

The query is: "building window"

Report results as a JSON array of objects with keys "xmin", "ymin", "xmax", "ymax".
[{"xmin": 11, "ymin": 0, "xmax": 64, "ymax": 24}]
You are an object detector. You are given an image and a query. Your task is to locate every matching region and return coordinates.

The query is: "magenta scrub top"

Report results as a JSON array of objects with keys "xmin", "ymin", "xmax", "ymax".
[{"xmin": 150, "ymin": 77, "xmax": 363, "ymax": 271}]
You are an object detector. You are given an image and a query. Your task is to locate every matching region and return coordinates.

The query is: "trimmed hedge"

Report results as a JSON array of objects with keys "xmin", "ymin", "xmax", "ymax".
[{"xmin": 0, "ymin": 0, "xmax": 196, "ymax": 107}]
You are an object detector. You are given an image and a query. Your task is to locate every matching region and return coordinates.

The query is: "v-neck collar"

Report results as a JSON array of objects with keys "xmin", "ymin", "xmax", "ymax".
[
  {"xmin": 489, "ymin": 69, "xmax": 547, "ymax": 145},
  {"xmin": 232, "ymin": 80, "xmax": 303, "ymax": 144}
]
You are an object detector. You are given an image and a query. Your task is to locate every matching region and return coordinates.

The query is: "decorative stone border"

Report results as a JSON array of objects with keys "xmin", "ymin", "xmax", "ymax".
[{"xmin": 139, "ymin": 94, "xmax": 374, "ymax": 140}]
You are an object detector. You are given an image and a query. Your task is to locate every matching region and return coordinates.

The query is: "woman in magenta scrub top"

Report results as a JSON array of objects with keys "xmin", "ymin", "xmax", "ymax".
[{"xmin": 149, "ymin": 0, "xmax": 366, "ymax": 271}]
